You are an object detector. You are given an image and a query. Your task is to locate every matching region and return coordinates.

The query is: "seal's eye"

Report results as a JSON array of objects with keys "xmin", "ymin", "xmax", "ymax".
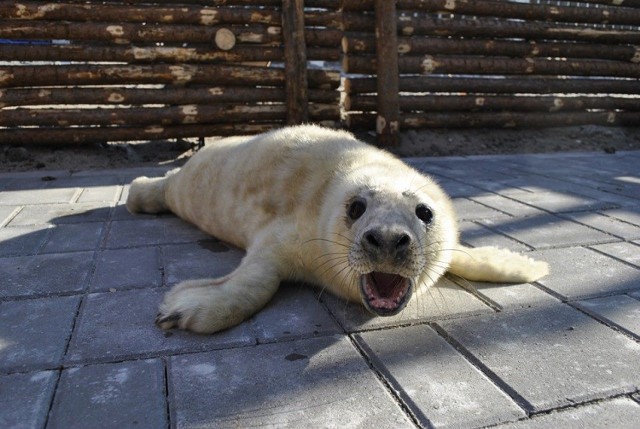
[
  {"xmin": 415, "ymin": 204, "xmax": 433, "ymax": 224},
  {"xmin": 348, "ymin": 199, "xmax": 367, "ymax": 220}
]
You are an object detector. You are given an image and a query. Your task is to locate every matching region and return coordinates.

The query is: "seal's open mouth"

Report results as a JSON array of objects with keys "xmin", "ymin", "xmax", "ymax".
[{"xmin": 360, "ymin": 272, "xmax": 413, "ymax": 316}]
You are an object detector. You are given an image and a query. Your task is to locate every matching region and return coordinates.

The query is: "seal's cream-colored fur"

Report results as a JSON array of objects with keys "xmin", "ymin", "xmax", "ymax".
[{"xmin": 127, "ymin": 125, "xmax": 548, "ymax": 334}]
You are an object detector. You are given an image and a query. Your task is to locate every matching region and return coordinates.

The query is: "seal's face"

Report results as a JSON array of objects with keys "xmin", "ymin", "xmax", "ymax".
[{"xmin": 341, "ymin": 187, "xmax": 441, "ymax": 316}]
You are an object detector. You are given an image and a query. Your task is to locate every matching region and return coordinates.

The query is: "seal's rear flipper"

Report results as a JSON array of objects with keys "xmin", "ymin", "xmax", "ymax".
[
  {"xmin": 448, "ymin": 245, "xmax": 549, "ymax": 283},
  {"xmin": 126, "ymin": 169, "xmax": 178, "ymax": 214}
]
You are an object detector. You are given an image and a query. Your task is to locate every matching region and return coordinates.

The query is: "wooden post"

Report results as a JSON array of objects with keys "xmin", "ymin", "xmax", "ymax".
[
  {"xmin": 282, "ymin": 0, "xmax": 309, "ymax": 124},
  {"xmin": 374, "ymin": 0, "xmax": 399, "ymax": 145}
]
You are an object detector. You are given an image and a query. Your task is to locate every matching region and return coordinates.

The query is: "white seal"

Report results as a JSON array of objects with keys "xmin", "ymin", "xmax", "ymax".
[{"xmin": 127, "ymin": 125, "xmax": 548, "ymax": 334}]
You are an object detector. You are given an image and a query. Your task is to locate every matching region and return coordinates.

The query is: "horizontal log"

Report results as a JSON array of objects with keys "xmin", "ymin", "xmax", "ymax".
[
  {"xmin": 0, "ymin": 122, "xmax": 342, "ymax": 146},
  {"xmin": 0, "ymin": 43, "xmax": 340, "ymax": 64},
  {"xmin": 0, "ymin": 2, "xmax": 342, "ymax": 28},
  {"xmin": 342, "ymin": 0, "xmax": 640, "ymax": 25},
  {"xmin": 344, "ymin": 12, "xmax": 640, "ymax": 44},
  {"xmin": 344, "ymin": 55, "xmax": 640, "ymax": 78},
  {"xmin": 0, "ymin": 21, "xmax": 343, "ymax": 48},
  {"xmin": 0, "ymin": 64, "xmax": 341, "ymax": 89},
  {"xmin": 49, "ymin": 0, "xmax": 342, "ymax": 9},
  {"xmin": 0, "ymin": 87, "xmax": 339, "ymax": 108},
  {"xmin": 342, "ymin": 36, "xmax": 640, "ymax": 63},
  {"xmin": 344, "ymin": 76, "xmax": 640, "ymax": 95},
  {"xmin": 0, "ymin": 104, "xmax": 340, "ymax": 127},
  {"xmin": 346, "ymin": 94, "xmax": 640, "ymax": 113},
  {"xmin": 347, "ymin": 111, "xmax": 640, "ymax": 129}
]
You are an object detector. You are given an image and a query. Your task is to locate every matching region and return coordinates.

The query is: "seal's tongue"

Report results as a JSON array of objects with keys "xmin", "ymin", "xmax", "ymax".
[{"xmin": 361, "ymin": 272, "xmax": 411, "ymax": 315}]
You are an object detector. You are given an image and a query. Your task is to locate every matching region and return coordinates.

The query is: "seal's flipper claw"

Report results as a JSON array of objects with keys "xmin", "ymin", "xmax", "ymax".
[{"xmin": 156, "ymin": 312, "xmax": 181, "ymax": 330}]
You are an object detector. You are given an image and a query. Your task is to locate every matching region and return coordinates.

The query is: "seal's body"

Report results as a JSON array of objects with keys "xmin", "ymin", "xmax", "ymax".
[{"xmin": 127, "ymin": 125, "xmax": 548, "ymax": 334}]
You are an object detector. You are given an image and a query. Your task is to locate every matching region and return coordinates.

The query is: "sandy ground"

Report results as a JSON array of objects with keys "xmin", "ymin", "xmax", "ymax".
[{"xmin": 1, "ymin": 125, "xmax": 639, "ymax": 172}]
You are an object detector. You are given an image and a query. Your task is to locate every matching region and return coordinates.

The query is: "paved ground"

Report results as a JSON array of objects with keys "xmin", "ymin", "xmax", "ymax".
[{"xmin": 1, "ymin": 150, "xmax": 639, "ymax": 429}]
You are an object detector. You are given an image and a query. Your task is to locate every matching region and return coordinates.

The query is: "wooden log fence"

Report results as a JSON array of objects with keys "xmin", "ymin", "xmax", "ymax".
[{"xmin": 1, "ymin": 0, "xmax": 639, "ymax": 147}]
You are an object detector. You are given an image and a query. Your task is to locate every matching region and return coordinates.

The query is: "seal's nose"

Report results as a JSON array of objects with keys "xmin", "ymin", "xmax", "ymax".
[{"xmin": 362, "ymin": 228, "xmax": 412, "ymax": 262}]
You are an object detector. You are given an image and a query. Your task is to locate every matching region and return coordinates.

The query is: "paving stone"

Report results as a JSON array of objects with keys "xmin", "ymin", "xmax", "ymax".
[
  {"xmin": 162, "ymin": 241, "xmax": 244, "ymax": 286},
  {"xmin": 0, "ymin": 206, "xmax": 18, "ymax": 226},
  {"xmin": 251, "ymin": 283, "xmax": 342, "ymax": 342},
  {"xmin": 459, "ymin": 221, "xmax": 530, "ymax": 252},
  {"xmin": 356, "ymin": 324, "xmax": 525, "ymax": 428},
  {"xmin": 105, "ymin": 218, "xmax": 209, "ymax": 249},
  {"xmin": 48, "ymin": 360, "xmax": 166, "ymax": 429},
  {"xmin": 452, "ymin": 198, "xmax": 509, "ymax": 221},
  {"xmin": 322, "ymin": 277, "xmax": 493, "ymax": 332},
  {"xmin": 0, "ymin": 251, "xmax": 93, "ymax": 298},
  {"xmin": 470, "ymin": 194, "xmax": 546, "ymax": 217},
  {"xmin": 498, "ymin": 397, "xmax": 640, "ymax": 429},
  {"xmin": 561, "ymin": 211, "xmax": 640, "ymax": 240},
  {"xmin": 480, "ymin": 214, "xmax": 615, "ymax": 249},
  {"xmin": 437, "ymin": 304, "xmax": 640, "ymax": 413},
  {"xmin": 0, "ymin": 296, "xmax": 79, "ymax": 372},
  {"xmin": 602, "ymin": 207, "xmax": 640, "ymax": 227},
  {"xmin": 0, "ymin": 187, "xmax": 78, "ymax": 205},
  {"xmin": 41, "ymin": 222, "xmax": 104, "ymax": 253},
  {"xmin": 0, "ymin": 224, "xmax": 52, "ymax": 257},
  {"xmin": 168, "ymin": 336, "xmax": 414, "ymax": 428},
  {"xmin": 534, "ymin": 247, "xmax": 640, "ymax": 300},
  {"xmin": 0, "ymin": 371, "xmax": 57, "ymax": 429},
  {"xmin": 8, "ymin": 203, "xmax": 111, "ymax": 226},
  {"xmin": 91, "ymin": 247, "xmax": 162, "ymax": 291},
  {"xmin": 437, "ymin": 180, "xmax": 485, "ymax": 198},
  {"xmin": 458, "ymin": 281, "xmax": 559, "ymax": 311},
  {"xmin": 503, "ymin": 190, "xmax": 617, "ymax": 213},
  {"xmin": 76, "ymin": 185, "xmax": 122, "ymax": 203},
  {"xmin": 66, "ymin": 288, "xmax": 254, "ymax": 364},
  {"xmin": 575, "ymin": 295, "xmax": 640, "ymax": 339},
  {"xmin": 591, "ymin": 241, "xmax": 640, "ymax": 268}
]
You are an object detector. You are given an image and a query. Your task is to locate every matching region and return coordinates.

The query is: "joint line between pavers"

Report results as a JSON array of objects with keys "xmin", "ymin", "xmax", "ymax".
[
  {"xmin": 347, "ymin": 334, "xmax": 426, "ymax": 429},
  {"xmin": 429, "ymin": 322, "xmax": 534, "ymax": 415},
  {"xmin": 162, "ymin": 357, "xmax": 172, "ymax": 429},
  {"xmin": 587, "ymin": 243, "xmax": 640, "ymax": 271},
  {"xmin": 568, "ymin": 302, "xmax": 640, "ymax": 343},
  {"xmin": 0, "ymin": 206, "xmax": 23, "ymax": 228}
]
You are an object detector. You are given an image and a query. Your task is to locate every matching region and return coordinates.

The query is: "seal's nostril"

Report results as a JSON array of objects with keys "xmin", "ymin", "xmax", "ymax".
[
  {"xmin": 396, "ymin": 233, "xmax": 411, "ymax": 249},
  {"xmin": 365, "ymin": 231, "xmax": 381, "ymax": 248}
]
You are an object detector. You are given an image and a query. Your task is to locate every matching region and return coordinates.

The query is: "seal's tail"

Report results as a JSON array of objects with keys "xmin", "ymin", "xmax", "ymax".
[
  {"xmin": 126, "ymin": 169, "xmax": 177, "ymax": 214},
  {"xmin": 448, "ymin": 245, "xmax": 549, "ymax": 283}
]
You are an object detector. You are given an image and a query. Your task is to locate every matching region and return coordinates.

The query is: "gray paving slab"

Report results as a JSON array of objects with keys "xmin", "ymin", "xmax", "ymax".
[
  {"xmin": 602, "ymin": 207, "xmax": 640, "ymax": 227},
  {"xmin": 501, "ymin": 189, "xmax": 618, "ymax": 213},
  {"xmin": 105, "ymin": 217, "xmax": 209, "ymax": 249},
  {"xmin": 0, "ymin": 224, "xmax": 52, "ymax": 257},
  {"xmin": 456, "ymin": 281, "xmax": 559, "ymax": 311},
  {"xmin": 437, "ymin": 304, "xmax": 640, "ymax": 413},
  {"xmin": 575, "ymin": 294, "xmax": 640, "ymax": 339},
  {"xmin": 469, "ymin": 193, "xmax": 547, "ymax": 217},
  {"xmin": 452, "ymin": 198, "xmax": 509, "ymax": 221},
  {"xmin": 8, "ymin": 202, "xmax": 111, "ymax": 226},
  {"xmin": 497, "ymin": 397, "xmax": 640, "ymax": 429},
  {"xmin": 0, "ymin": 296, "xmax": 80, "ymax": 372},
  {"xmin": 560, "ymin": 211, "xmax": 640, "ymax": 240},
  {"xmin": 48, "ymin": 359, "xmax": 166, "ymax": 429},
  {"xmin": 479, "ymin": 214, "xmax": 616, "ymax": 249},
  {"xmin": 91, "ymin": 247, "xmax": 162, "ymax": 291},
  {"xmin": 76, "ymin": 184, "xmax": 122, "ymax": 203},
  {"xmin": 0, "ymin": 251, "xmax": 93, "ymax": 298},
  {"xmin": 458, "ymin": 220, "xmax": 531, "ymax": 252},
  {"xmin": 0, "ymin": 187, "xmax": 79, "ymax": 205},
  {"xmin": 41, "ymin": 222, "xmax": 105, "ymax": 253},
  {"xmin": 534, "ymin": 247, "xmax": 640, "ymax": 300},
  {"xmin": 356, "ymin": 325, "xmax": 525, "ymax": 428},
  {"xmin": 0, "ymin": 205, "xmax": 18, "ymax": 226},
  {"xmin": 162, "ymin": 241, "xmax": 244, "ymax": 286},
  {"xmin": 251, "ymin": 282, "xmax": 342, "ymax": 342},
  {"xmin": 0, "ymin": 371, "xmax": 58, "ymax": 429},
  {"xmin": 168, "ymin": 336, "xmax": 414, "ymax": 428},
  {"xmin": 66, "ymin": 288, "xmax": 255, "ymax": 364},
  {"xmin": 591, "ymin": 241, "xmax": 640, "ymax": 268},
  {"xmin": 322, "ymin": 277, "xmax": 493, "ymax": 332},
  {"xmin": 436, "ymin": 179, "xmax": 485, "ymax": 198}
]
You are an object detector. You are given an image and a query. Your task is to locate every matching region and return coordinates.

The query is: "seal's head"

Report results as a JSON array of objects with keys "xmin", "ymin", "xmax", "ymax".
[{"xmin": 319, "ymin": 161, "xmax": 458, "ymax": 316}]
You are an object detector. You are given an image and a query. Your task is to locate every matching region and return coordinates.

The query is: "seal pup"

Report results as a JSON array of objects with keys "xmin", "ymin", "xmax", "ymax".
[{"xmin": 127, "ymin": 125, "xmax": 548, "ymax": 334}]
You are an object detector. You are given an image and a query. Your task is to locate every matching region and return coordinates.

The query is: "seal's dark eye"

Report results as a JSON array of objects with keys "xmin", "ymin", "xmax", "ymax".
[
  {"xmin": 348, "ymin": 199, "xmax": 367, "ymax": 221},
  {"xmin": 415, "ymin": 204, "xmax": 433, "ymax": 224}
]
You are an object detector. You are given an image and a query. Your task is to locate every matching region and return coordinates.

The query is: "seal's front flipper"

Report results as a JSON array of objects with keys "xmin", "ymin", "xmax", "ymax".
[{"xmin": 448, "ymin": 245, "xmax": 549, "ymax": 283}]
